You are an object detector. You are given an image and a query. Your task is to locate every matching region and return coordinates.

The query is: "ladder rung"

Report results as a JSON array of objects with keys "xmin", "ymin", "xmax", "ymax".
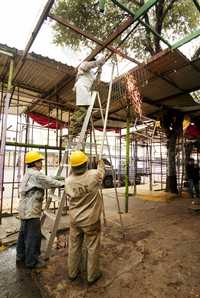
[{"xmin": 48, "ymin": 195, "xmax": 62, "ymax": 201}]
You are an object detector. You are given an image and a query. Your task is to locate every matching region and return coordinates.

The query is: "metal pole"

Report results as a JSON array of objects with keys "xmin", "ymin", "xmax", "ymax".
[
  {"xmin": 89, "ymin": 128, "xmax": 92, "ymax": 168},
  {"xmin": 11, "ymin": 143, "xmax": 17, "ymax": 214},
  {"xmin": 99, "ymin": 63, "xmax": 115, "ymax": 158},
  {"xmin": 0, "ymin": 58, "xmax": 14, "ymax": 224},
  {"xmin": 90, "ymin": 117, "xmax": 106, "ymax": 224},
  {"xmin": 133, "ymin": 139, "xmax": 137, "ymax": 196},
  {"xmin": 23, "ymin": 114, "xmax": 30, "ymax": 174},
  {"xmin": 17, "ymin": 114, "xmax": 23, "ymax": 198},
  {"xmin": 125, "ymin": 103, "xmax": 130, "ymax": 213},
  {"xmin": 160, "ymin": 132, "xmax": 163, "ymax": 189},
  {"xmin": 0, "ymin": 83, "xmax": 4, "ymax": 122},
  {"xmin": 45, "ymin": 146, "xmax": 48, "ymax": 175},
  {"xmin": 97, "ymin": 93, "xmax": 124, "ymax": 231},
  {"xmin": 56, "ymin": 105, "xmax": 59, "ymax": 147},
  {"xmin": 111, "ymin": 0, "xmax": 171, "ymax": 48},
  {"xmin": 47, "ymin": 105, "xmax": 50, "ymax": 145},
  {"xmin": 118, "ymin": 129, "xmax": 122, "ymax": 187},
  {"xmin": 149, "ymin": 141, "xmax": 153, "ymax": 191}
]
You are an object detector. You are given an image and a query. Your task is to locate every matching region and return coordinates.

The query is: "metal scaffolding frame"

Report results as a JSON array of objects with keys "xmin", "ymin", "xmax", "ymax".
[{"xmin": 0, "ymin": 0, "xmax": 200, "ymax": 220}]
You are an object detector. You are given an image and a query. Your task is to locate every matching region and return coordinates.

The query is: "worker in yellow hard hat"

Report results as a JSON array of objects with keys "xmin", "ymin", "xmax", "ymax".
[
  {"xmin": 65, "ymin": 151, "xmax": 105, "ymax": 285},
  {"xmin": 16, "ymin": 151, "xmax": 65, "ymax": 269}
]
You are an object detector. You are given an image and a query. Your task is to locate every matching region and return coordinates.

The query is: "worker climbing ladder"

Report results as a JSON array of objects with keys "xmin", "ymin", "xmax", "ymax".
[{"xmin": 42, "ymin": 62, "xmax": 124, "ymax": 259}]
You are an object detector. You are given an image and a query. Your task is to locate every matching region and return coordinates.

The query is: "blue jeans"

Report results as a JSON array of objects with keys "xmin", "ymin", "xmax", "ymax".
[
  {"xmin": 16, "ymin": 218, "xmax": 41, "ymax": 268},
  {"xmin": 188, "ymin": 179, "xmax": 199, "ymax": 198}
]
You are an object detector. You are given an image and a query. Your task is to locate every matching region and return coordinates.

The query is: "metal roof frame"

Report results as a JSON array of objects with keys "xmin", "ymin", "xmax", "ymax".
[{"xmin": 0, "ymin": 0, "xmax": 200, "ymax": 119}]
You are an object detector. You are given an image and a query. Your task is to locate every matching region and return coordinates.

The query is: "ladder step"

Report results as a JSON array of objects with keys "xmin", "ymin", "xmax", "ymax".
[{"xmin": 48, "ymin": 195, "xmax": 62, "ymax": 201}]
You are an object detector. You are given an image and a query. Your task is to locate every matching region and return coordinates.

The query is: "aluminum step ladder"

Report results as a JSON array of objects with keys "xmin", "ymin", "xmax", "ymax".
[
  {"xmin": 41, "ymin": 92, "xmax": 99, "ymax": 259},
  {"xmin": 42, "ymin": 63, "xmax": 124, "ymax": 259}
]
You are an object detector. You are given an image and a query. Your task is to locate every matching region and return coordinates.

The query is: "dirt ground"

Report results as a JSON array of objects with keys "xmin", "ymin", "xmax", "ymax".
[{"xmin": 33, "ymin": 190, "xmax": 200, "ymax": 298}]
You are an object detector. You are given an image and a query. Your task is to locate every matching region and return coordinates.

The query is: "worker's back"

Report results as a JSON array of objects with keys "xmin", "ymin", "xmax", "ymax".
[{"xmin": 65, "ymin": 162, "xmax": 105, "ymax": 227}]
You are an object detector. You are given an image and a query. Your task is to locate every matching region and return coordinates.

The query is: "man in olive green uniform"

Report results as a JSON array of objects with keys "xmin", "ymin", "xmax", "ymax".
[{"xmin": 65, "ymin": 151, "xmax": 105, "ymax": 284}]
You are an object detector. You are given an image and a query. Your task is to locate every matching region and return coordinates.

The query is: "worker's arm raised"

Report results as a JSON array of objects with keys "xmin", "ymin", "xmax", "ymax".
[
  {"xmin": 79, "ymin": 56, "xmax": 105, "ymax": 72},
  {"xmin": 96, "ymin": 159, "xmax": 105, "ymax": 182}
]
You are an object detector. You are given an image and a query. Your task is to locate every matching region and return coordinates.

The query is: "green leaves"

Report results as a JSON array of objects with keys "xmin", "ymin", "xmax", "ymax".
[{"xmin": 52, "ymin": 0, "xmax": 200, "ymax": 58}]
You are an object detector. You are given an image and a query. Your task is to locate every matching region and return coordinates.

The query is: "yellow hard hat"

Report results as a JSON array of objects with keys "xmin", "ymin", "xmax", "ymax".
[
  {"xmin": 25, "ymin": 151, "xmax": 44, "ymax": 164},
  {"xmin": 69, "ymin": 151, "xmax": 88, "ymax": 167}
]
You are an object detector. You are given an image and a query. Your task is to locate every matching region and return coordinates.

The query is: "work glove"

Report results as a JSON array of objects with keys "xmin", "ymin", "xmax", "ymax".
[{"xmin": 96, "ymin": 54, "xmax": 106, "ymax": 66}]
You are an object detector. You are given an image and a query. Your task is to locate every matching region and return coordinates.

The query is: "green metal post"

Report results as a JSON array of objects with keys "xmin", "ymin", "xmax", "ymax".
[
  {"xmin": 125, "ymin": 102, "xmax": 130, "ymax": 213},
  {"xmin": 172, "ymin": 28, "xmax": 200, "ymax": 49},
  {"xmin": 111, "ymin": 0, "xmax": 171, "ymax": 48}
]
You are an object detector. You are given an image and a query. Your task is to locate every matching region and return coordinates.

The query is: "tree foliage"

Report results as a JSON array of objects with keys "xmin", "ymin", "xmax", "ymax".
[{"xmin": 52, "ymin": 0, "xmax": 200, "ymax": 60}]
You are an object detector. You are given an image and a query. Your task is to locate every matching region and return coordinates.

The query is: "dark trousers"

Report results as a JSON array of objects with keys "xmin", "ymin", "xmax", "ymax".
[
  {"xmin": 188, "ymin": 179, "xmax": 200, "ymax": 198},
  {"xmin": 16, "ymin": 218, "xmax": 41, "ymax": 268}
]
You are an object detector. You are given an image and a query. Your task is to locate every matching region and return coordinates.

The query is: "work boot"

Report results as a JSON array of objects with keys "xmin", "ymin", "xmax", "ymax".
[
  {"xmin": 87, "ymin": 271, "xmax": 102, "ymax": 285},
  {"xmin": 68, "ymin": 270, "xmax": 81, "ymax": 282},
  {"xmin": 16, "ymin": 256, "xmax": 25, "ymax": 267},
  {"xmin": 34, "ymin": 259, "xmax": 47, "ymax": 269}
]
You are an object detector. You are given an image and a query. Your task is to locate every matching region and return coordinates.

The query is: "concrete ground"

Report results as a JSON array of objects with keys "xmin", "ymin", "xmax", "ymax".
[
  {"xmin": 1, "ymin": 187, "xmax": 200, "ymax": 297},
  {"xmin": 0, "ymin": 246, "xmax": 42, "ymax": 298}
]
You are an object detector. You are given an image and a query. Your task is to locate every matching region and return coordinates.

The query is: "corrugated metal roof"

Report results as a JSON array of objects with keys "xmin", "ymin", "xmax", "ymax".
[{"xmin": 0, "ymin": 44, "xmax": 200, "ymax": 128}]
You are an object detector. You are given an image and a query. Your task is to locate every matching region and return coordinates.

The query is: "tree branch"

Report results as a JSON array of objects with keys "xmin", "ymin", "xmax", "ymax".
[
  {"xmin": 154, "ymin": 0, "xmax": 165, "ymax": 53},
  {"xmin": 162, "ymin": 0, "xmax": 177, "ymax": 20},
  {"xmin": 139, "ymin": 0, "xmax": 155, "ymax": 55}
]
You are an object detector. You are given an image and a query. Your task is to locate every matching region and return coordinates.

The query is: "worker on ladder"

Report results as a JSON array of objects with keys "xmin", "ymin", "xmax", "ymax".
[
  {"xmin": 68, "ymin": 54, "xmax": 105, "ymax": 144},
  {"xmin": 65, "ymin": 150, "xmax": 105, "ymax": 284},
  {"xmin": 16, "ymin": 151, "xmax": 65, "ymax": 269}
]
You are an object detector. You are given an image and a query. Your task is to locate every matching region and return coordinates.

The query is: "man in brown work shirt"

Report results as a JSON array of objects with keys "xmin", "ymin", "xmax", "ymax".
[{"xmin": 65, "ymin": 151, "xmax": 105, "ymax": 284}]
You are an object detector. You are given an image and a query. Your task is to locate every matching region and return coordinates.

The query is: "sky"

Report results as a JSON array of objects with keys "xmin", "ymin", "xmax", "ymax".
[
  {"xmin": 0, "ymin": 0, "xmax": 83, "ymax": 64},
  {"xmin": 0, "ymin": 0, "xmax": 136, "ymax": 81}
]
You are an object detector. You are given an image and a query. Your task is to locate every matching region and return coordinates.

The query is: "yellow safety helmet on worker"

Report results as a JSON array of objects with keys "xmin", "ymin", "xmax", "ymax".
[
  {"xmin": 69, "ymin": 151, "xmax": 88, "ymax": 167},
  {"xmin": 25, "ymin": 151, "xmax": 44, "ymax": 164}
]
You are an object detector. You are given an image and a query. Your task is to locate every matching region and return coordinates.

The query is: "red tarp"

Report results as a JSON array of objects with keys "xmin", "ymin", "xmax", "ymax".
[
  {"xmin": 28, "ymin": 112, "xmax": 65, "ymax": 129},
  {"xmin": 185, "ymin": 124, "xmax": 200, "ymax": 139},
  {"xmin": 28, "ymin": 112, "xmax": 121, "ymax": 132}
]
